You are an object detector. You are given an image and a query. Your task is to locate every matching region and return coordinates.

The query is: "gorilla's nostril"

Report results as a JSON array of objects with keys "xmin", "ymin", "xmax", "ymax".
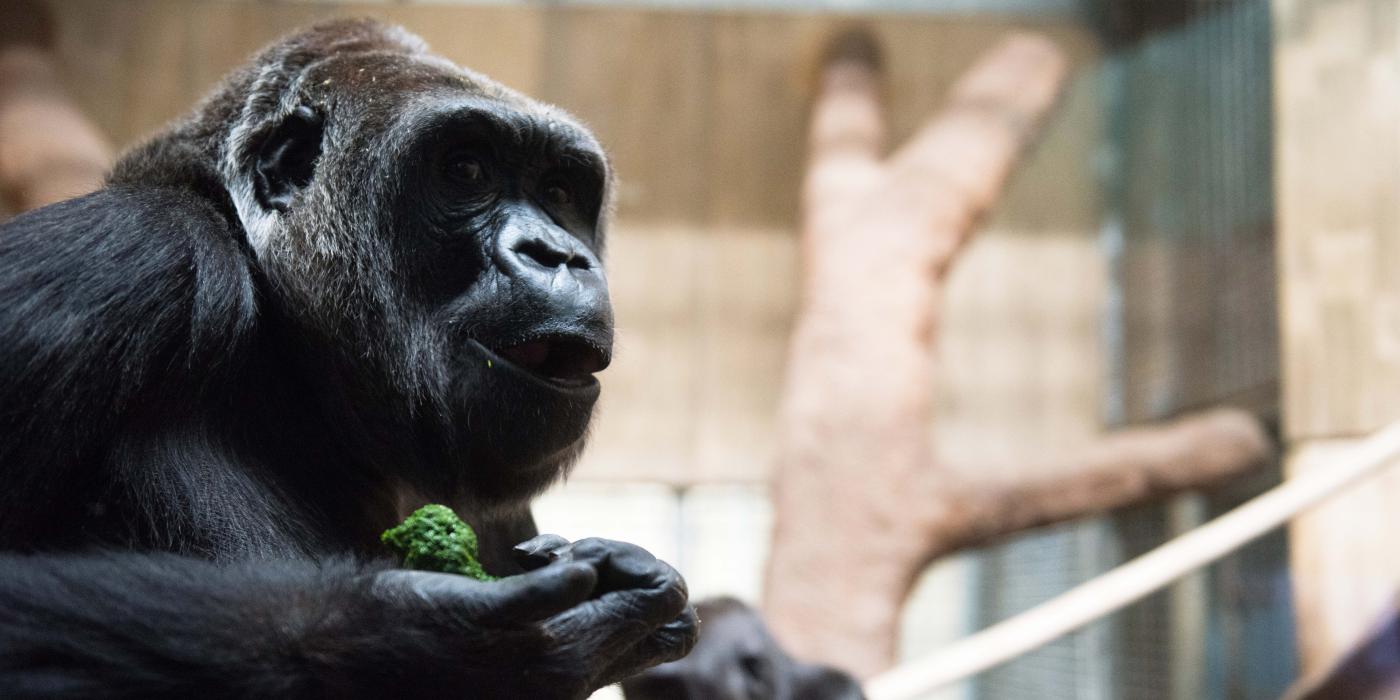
[
  {"xmin": 514, "ymin": 238, "xmax": 593, "ymax": 271},
  {"xmin": 515, "ymin": 239, "xmax": 572, "ymax": 269}
]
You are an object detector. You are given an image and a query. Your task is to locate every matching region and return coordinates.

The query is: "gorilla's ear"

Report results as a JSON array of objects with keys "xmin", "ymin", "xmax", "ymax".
[{"xmin": 253, "ymin": 105, "xmax": 324, "ymax": 212}]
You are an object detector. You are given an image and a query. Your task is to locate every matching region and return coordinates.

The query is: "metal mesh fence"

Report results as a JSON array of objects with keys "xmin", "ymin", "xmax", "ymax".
[
  {"xmin": 974, "ymin": 521, "xmax": 1119, "ymax": 699},
  {"xmin": 976, "ymin": 1, "xmax": 1290, "ymax": 698}
]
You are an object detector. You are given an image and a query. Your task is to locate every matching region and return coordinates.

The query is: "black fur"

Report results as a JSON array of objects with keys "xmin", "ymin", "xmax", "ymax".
[
  {"xmin": 0, "ymin": 19, "xmax": 694, "ymax": 698},
  {"xmin": 622, "ymin": 597, "xmax": 865, "ymax": 700}
]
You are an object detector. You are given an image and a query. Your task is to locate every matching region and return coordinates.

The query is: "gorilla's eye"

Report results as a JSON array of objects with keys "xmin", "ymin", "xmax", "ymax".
[
  {"xmin": 444, "ymin": 152, "xmax": 486, "ymax": 186},
  {"xmin": 543, "ymin": 180, "xmax": 572, "ymax": 207},
  {"xmin": 738, "ymin": 654, "xmax": 772, "ymax": 685}
]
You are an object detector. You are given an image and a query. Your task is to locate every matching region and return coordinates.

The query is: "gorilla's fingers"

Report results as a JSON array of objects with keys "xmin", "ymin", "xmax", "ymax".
[
  {"xmin": 652, "ymin": 608, "xmax": 702, "ymax": 662},
  {"xmin": 545, "ymin": 578, "xmax": 691, "ymax": 671},
  {"xmin": 555, "ymin": 538, "xmax": 687, "ymax": 603},
  {"xmin": 538, "ymin": 541, "xmax": 690, "ymax": 678},
  {"xmin": 512, "ymin": 533, "xmax": 572, "ymax": 570},
  {"xmin": 594, "ymin": 607, "xmax": 700, "ymax": 687},
  {"xmin": 481, "ymin": 562, "xmax": 597, "ymax": 625},
  {"xmin": 373, "ymin": 563, "xmax": 598, "ymax": 626}
]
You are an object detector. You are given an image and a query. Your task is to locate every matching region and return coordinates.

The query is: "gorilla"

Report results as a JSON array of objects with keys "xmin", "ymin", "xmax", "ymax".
[
  {"xmin": 623, "ymin": 598, "xmax": 865, "ymax": 700},
  {"xmin": 0, "ymin": 19, "xmax": 695, "ymax": 698}
]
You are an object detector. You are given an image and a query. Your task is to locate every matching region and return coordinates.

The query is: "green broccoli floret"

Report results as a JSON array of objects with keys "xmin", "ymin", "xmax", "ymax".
[{"xmin": 381, "ymin": 504, "xmax": 497, "ymax": 581}]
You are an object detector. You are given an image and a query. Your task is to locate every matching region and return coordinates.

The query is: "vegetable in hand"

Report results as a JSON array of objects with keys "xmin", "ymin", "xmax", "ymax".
[{"xmin": 381, "ymin": 504, "xmax": 497, "ymax": 581}]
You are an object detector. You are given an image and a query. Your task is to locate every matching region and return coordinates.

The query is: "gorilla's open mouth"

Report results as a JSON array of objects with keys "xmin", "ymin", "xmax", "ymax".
[{"xmin": 473, "ymin": 336, "xmax": 610, "ymax": 390}]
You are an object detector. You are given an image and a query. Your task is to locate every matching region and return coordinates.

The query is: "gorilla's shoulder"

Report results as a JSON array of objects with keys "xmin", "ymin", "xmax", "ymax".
[{"xmin": 0, "ymin": 187, "xmax": 258, "ymax": 380}]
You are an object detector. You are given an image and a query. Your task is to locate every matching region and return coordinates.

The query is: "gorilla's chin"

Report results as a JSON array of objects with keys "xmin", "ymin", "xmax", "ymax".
[{"xmin": 449, "ymin": 340, "xmax": 600, "ymax": 502}]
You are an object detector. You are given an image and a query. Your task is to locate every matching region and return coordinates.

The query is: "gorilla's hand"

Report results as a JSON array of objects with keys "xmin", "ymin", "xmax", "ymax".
[
  {"xmin": 372, "ymin": 537, "xmax": 696, "ymax": 699},
  {"xmin": 514, "ymin": 535, "xmax": 699, "ymax": 687}
]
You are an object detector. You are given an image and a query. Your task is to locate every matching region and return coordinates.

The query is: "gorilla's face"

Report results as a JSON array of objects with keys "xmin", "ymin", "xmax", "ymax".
[
  {"xmin": 401, "ymin": 94, "xmax": 614, "ymax": 503},
  {"xmin": 622, "ymin": 598, "xmax": 866, "ymax": 700},
  {"xmin": 406, "ymin": 96, "xmax": 614, "ymax": 502},
  {"xmin": 226, "ymin": 29, "xmax": 613, "ymax": 506}
]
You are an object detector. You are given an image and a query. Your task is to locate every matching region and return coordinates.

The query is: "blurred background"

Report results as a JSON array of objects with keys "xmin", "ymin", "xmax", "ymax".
[{"xmin": 4, "ymin": 0, "xmax": 1398, "ymax": 698}]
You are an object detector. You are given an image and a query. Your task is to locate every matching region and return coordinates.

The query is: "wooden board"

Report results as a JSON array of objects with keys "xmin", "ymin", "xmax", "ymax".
[
  {"xmin": 1288, "ymin": 437, "xmax": 1400, "ymax": 675},
  {"xmin": 35, "ymin": 0, "xmax": 1104, "ymax": 483},
  {"xmin": 1275, "ymin": 0, "xmax": 1400, "ymax": 440},
  {"xmin": 42, "ymin": 0, "xmax": 1099, "ymax": 230},
  {"xmin": 575, "ymin": 223, "xmax": 1105, "ymax": 483},
  {"xmin": 1275, "ymin": 0, "xmax": 1400, "ymax": 677}
]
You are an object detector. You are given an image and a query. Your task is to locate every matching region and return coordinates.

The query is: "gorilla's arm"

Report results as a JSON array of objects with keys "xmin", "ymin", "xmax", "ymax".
[
  {"xmin": 0, "ymin": 545, "xmax": 693, "ymax": 699},
  {"xmin": 0, "ymin": 187, "xmax": 256, "ymax": 547},
  {"xmin": 0, "ymin": 552, "xmax": 590, "ymax": 698},
  {"xmin": 0, "ymin": 188, "xmax": 252, "ymax": 475},
  {"xmin": 0, "ymin": 554, "xmax": 398, "ymax": 697}
]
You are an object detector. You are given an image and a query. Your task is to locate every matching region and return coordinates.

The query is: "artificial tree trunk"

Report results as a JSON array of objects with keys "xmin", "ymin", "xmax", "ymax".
[
  {"xmin": 763, "ymin": 32, "xmax": 1273, "ymax": 678},
  {"xmin": 0, "ymin": 1, "xmax": 111, "ymax": 216}
]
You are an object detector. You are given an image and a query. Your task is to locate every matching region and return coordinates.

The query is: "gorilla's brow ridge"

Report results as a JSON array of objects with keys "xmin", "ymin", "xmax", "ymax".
[{"xmin": 415, "ymin": 102, "xmax": 605, "ymax": 168}]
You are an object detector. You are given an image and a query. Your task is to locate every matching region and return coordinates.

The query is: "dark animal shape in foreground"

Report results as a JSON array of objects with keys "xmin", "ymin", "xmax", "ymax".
[
  {"xmin": 0, "ymin": 19, "xmax": 694, "ymax": 699},
  {"xmin": 623, "ymin": 597, "xmax": 865, "ymax": 700}
]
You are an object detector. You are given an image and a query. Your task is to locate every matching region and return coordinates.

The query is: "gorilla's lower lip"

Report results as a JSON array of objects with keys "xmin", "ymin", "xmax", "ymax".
[{"xmin": 467, "ymin": 339, "xmax": 607, "ymax": 393}]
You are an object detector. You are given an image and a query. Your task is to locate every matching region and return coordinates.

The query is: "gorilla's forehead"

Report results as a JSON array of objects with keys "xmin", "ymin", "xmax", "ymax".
[
  {"xmin": 303, "ymin": 52, "xmax": 495, "ymax": 103},
  {"xmin": 298, "ymin": 50, "xmax": 601, "ymax": 156}
]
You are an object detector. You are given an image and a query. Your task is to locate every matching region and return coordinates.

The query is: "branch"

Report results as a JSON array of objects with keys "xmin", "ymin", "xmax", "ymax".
[
  {"xmin": 764, "ymin": 30, "xmax": 1275, "ymax": 681},
  {"xmin": 0, "ymin": 6, "xmax": 113, "ymax": 216},
  {"xmin": 867, "ymin": 420, "xmax": 1400, "ymax": 699},
  {"xmin": 764, "ymin": 31, "xmax": 1071, "ymax": 678},
  {"xmin": 940, "ymin": 408, "xmax": 1274, "ymax": 553}
]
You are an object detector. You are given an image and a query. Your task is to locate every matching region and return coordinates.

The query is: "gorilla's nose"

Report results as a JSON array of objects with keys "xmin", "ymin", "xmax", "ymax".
[
  {"xmin": 512, "ymin": 235, "xmax": 593, "ymax": 274},
  {"xmin": 495, "ymin": 217, "xmax": 612, "ymax": 348},
  {"xmin": 500, "ymin": 225, "xmax": 604, "ymax": 293}
]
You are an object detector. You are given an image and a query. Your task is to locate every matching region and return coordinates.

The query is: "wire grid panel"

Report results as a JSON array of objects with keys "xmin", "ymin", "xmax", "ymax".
[{"xmin": 975, "ymin": 0, "xmax": 1285, "ymax": 697}]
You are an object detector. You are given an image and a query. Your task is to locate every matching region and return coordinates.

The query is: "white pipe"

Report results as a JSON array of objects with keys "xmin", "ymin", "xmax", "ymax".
[{"xmin": 866, "ymin": 420, "xmax": 1400, "ymax": 700}]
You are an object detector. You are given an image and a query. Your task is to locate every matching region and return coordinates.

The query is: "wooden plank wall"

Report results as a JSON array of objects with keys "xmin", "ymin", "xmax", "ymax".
[
  {"xmin": 38, "ymin": 0, "xmax": 1105, "ymax": 484},
  {"xmin": 1275, "ymin": 0, "xmax": 1400, "ymax": 676}
]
